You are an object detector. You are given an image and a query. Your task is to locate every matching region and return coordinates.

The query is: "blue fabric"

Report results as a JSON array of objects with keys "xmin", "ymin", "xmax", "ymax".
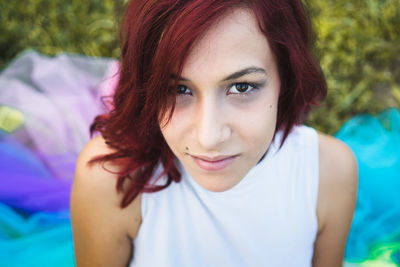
[
  {"xmin": 0, "ymin": 141, "xmax": 72, "ymax": 214},
  {"xmin": 336, "ymin": 108, "xmax": 400, "ymax": 265},
  {"xmin": 0, "ymin": 203, "xmax": 74, "ymax": 267}
]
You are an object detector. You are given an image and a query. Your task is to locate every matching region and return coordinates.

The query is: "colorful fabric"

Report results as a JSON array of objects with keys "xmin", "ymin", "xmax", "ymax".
[
  {"xmin": 0, "ymin": 51, "xmax": 117, "ymax": 266},
  {"xmin": 0, "ymin": 51, "xmax": 399, "ymax": 266},
  {"xmin": 337, "ymin": 108, "xmax": 400, "ymax": 266}
]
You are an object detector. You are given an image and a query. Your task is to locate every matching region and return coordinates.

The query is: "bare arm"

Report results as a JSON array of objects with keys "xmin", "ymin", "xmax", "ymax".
[
  {"xmin": 70, "ymin": 135, "xmax": 141, "ymax": 267},
  {"xmin": 312, "ymin": 133, "xmax": 358, "ymax": 267}
]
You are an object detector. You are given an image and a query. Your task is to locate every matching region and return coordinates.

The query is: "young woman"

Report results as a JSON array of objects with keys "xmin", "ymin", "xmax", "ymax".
[{"xmin": 70, "ymin": 0, "xmax": 358, "ymax": 266}]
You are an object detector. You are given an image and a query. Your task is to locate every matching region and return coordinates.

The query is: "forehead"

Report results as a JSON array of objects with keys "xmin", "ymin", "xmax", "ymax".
[{"xmin": 182, "ymin": 8, "xmax": 275, "ymax": 81}]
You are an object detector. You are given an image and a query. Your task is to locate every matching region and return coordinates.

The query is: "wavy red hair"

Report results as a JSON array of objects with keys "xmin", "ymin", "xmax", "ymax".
[{"xmin": 90, "ymin": 0, "xmax": 327, "ymax": 208}]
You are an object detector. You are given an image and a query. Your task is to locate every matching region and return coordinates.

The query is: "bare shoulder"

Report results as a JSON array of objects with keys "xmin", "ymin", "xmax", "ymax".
[
  {"xmin": 318, "ymin": 133, "xmax": 358, "ymax": 192},
  {"xmin": 70, "ymin": 135, "xmax": 141, "ymax": 266},
  {"xmin": 317, "ymin": 132, "xmax": 358, "ymax": 229},
  {"xmin": 312, "ymin": 133, "xmax": 358, "ymax": 267},
  {"xmin": 72, "ymin": 134, "xmax": 142, "ymax": 237}
]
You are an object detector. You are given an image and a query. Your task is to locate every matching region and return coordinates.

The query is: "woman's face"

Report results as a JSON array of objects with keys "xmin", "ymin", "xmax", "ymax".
[{"xmin": 160, "ymin": 8, "xmax": 281, "ymax": 192}]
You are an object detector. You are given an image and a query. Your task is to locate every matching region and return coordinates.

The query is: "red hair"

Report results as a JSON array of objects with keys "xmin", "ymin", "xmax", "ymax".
[{"xmin": 90, "ymin": 0, "xmax": 327, "ymax": 208}]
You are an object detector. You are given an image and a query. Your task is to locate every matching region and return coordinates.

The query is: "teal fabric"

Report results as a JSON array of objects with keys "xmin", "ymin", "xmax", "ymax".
[
  {"xmin": 336, "ymin": 108, "xmax": 400, "ymax": 266},
  {"xmin": 0, "ymin": 203, "xmax": 74, "ymax": 267}
]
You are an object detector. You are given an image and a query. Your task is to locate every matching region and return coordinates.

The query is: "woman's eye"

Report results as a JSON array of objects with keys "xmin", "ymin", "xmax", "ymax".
[
  {"xmin": 228, "ymin": 83, "xmax": 255, "ymax": 94},
  {"xmin": 177, "ymin": 85, "xmax": 191, "ymax": 95}
]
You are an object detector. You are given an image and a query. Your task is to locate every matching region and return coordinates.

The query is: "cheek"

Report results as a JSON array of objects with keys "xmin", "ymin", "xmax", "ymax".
[
  {"xmin": 243, "ymin": 110, "xmax": 277, "ymax": 142},
  {"xmin": 232, "ymin": 97, "xmax": 278, "ymax": 151},
  {"xmin": 159, "ymin": 108, "xmax": 191, "ymax": 150},
  {"xmin": 235, "ymin": 91, "xmax": 278, "ymax": 128}
]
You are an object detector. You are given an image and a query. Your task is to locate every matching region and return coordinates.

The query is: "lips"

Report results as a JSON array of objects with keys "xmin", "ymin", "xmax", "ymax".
[{"xmin": 191, "ymin": 154, "xmax": 238, "ymax": 171}]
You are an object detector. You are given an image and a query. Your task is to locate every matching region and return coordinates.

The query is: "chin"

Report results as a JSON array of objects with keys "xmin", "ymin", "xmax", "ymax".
[{"xmin": 191, "ymin": 171, "xmax": 244, "ymax": 192}]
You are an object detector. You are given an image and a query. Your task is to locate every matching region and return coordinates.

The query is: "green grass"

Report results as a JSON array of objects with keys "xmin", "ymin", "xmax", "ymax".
[
  {"xmin": 0, "ymin": 0, "xmax": 124, "ymax": 68},
  {"xmin": 1, "ymin": 0, "xmax": 399, "ymax": 134},
  {"xmin": 307, "ymin": 0, "xmax": 400, "ymax": 133}
]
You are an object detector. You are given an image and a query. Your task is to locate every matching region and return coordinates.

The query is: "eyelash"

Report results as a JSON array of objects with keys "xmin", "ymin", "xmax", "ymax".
[{"xmin": 176, "ymin": 82, "xmax": 261, "ymax": 96}]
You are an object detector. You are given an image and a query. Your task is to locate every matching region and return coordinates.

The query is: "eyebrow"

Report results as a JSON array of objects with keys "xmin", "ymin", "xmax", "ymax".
[{"xmin": 171, "ymin": 67, "xmax": 267, "ymax": 82}]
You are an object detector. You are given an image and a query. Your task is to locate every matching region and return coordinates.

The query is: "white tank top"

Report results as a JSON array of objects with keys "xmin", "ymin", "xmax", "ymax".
[{"xmin": 130, "ymin": 125, "xmax": 319, "ymax": 267}]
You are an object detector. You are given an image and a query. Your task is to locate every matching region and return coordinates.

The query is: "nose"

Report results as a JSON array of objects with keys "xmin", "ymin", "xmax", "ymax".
[{"xmin": 194, "ymin": 97, "xmax": 231, "ymax": 151}]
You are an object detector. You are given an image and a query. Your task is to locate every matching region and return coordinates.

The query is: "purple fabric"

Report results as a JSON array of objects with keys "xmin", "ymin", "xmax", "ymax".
[
  {"xmin": 0, "ymin": 141, "xmax": 72, "ymax": 213},
  {"xmin": 0, "ymin": 51, "xmax": 118, "ymax": 214},
  {"xmin": 0, "ymin": 51, "xmax": 117, "ymax": 180}
]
